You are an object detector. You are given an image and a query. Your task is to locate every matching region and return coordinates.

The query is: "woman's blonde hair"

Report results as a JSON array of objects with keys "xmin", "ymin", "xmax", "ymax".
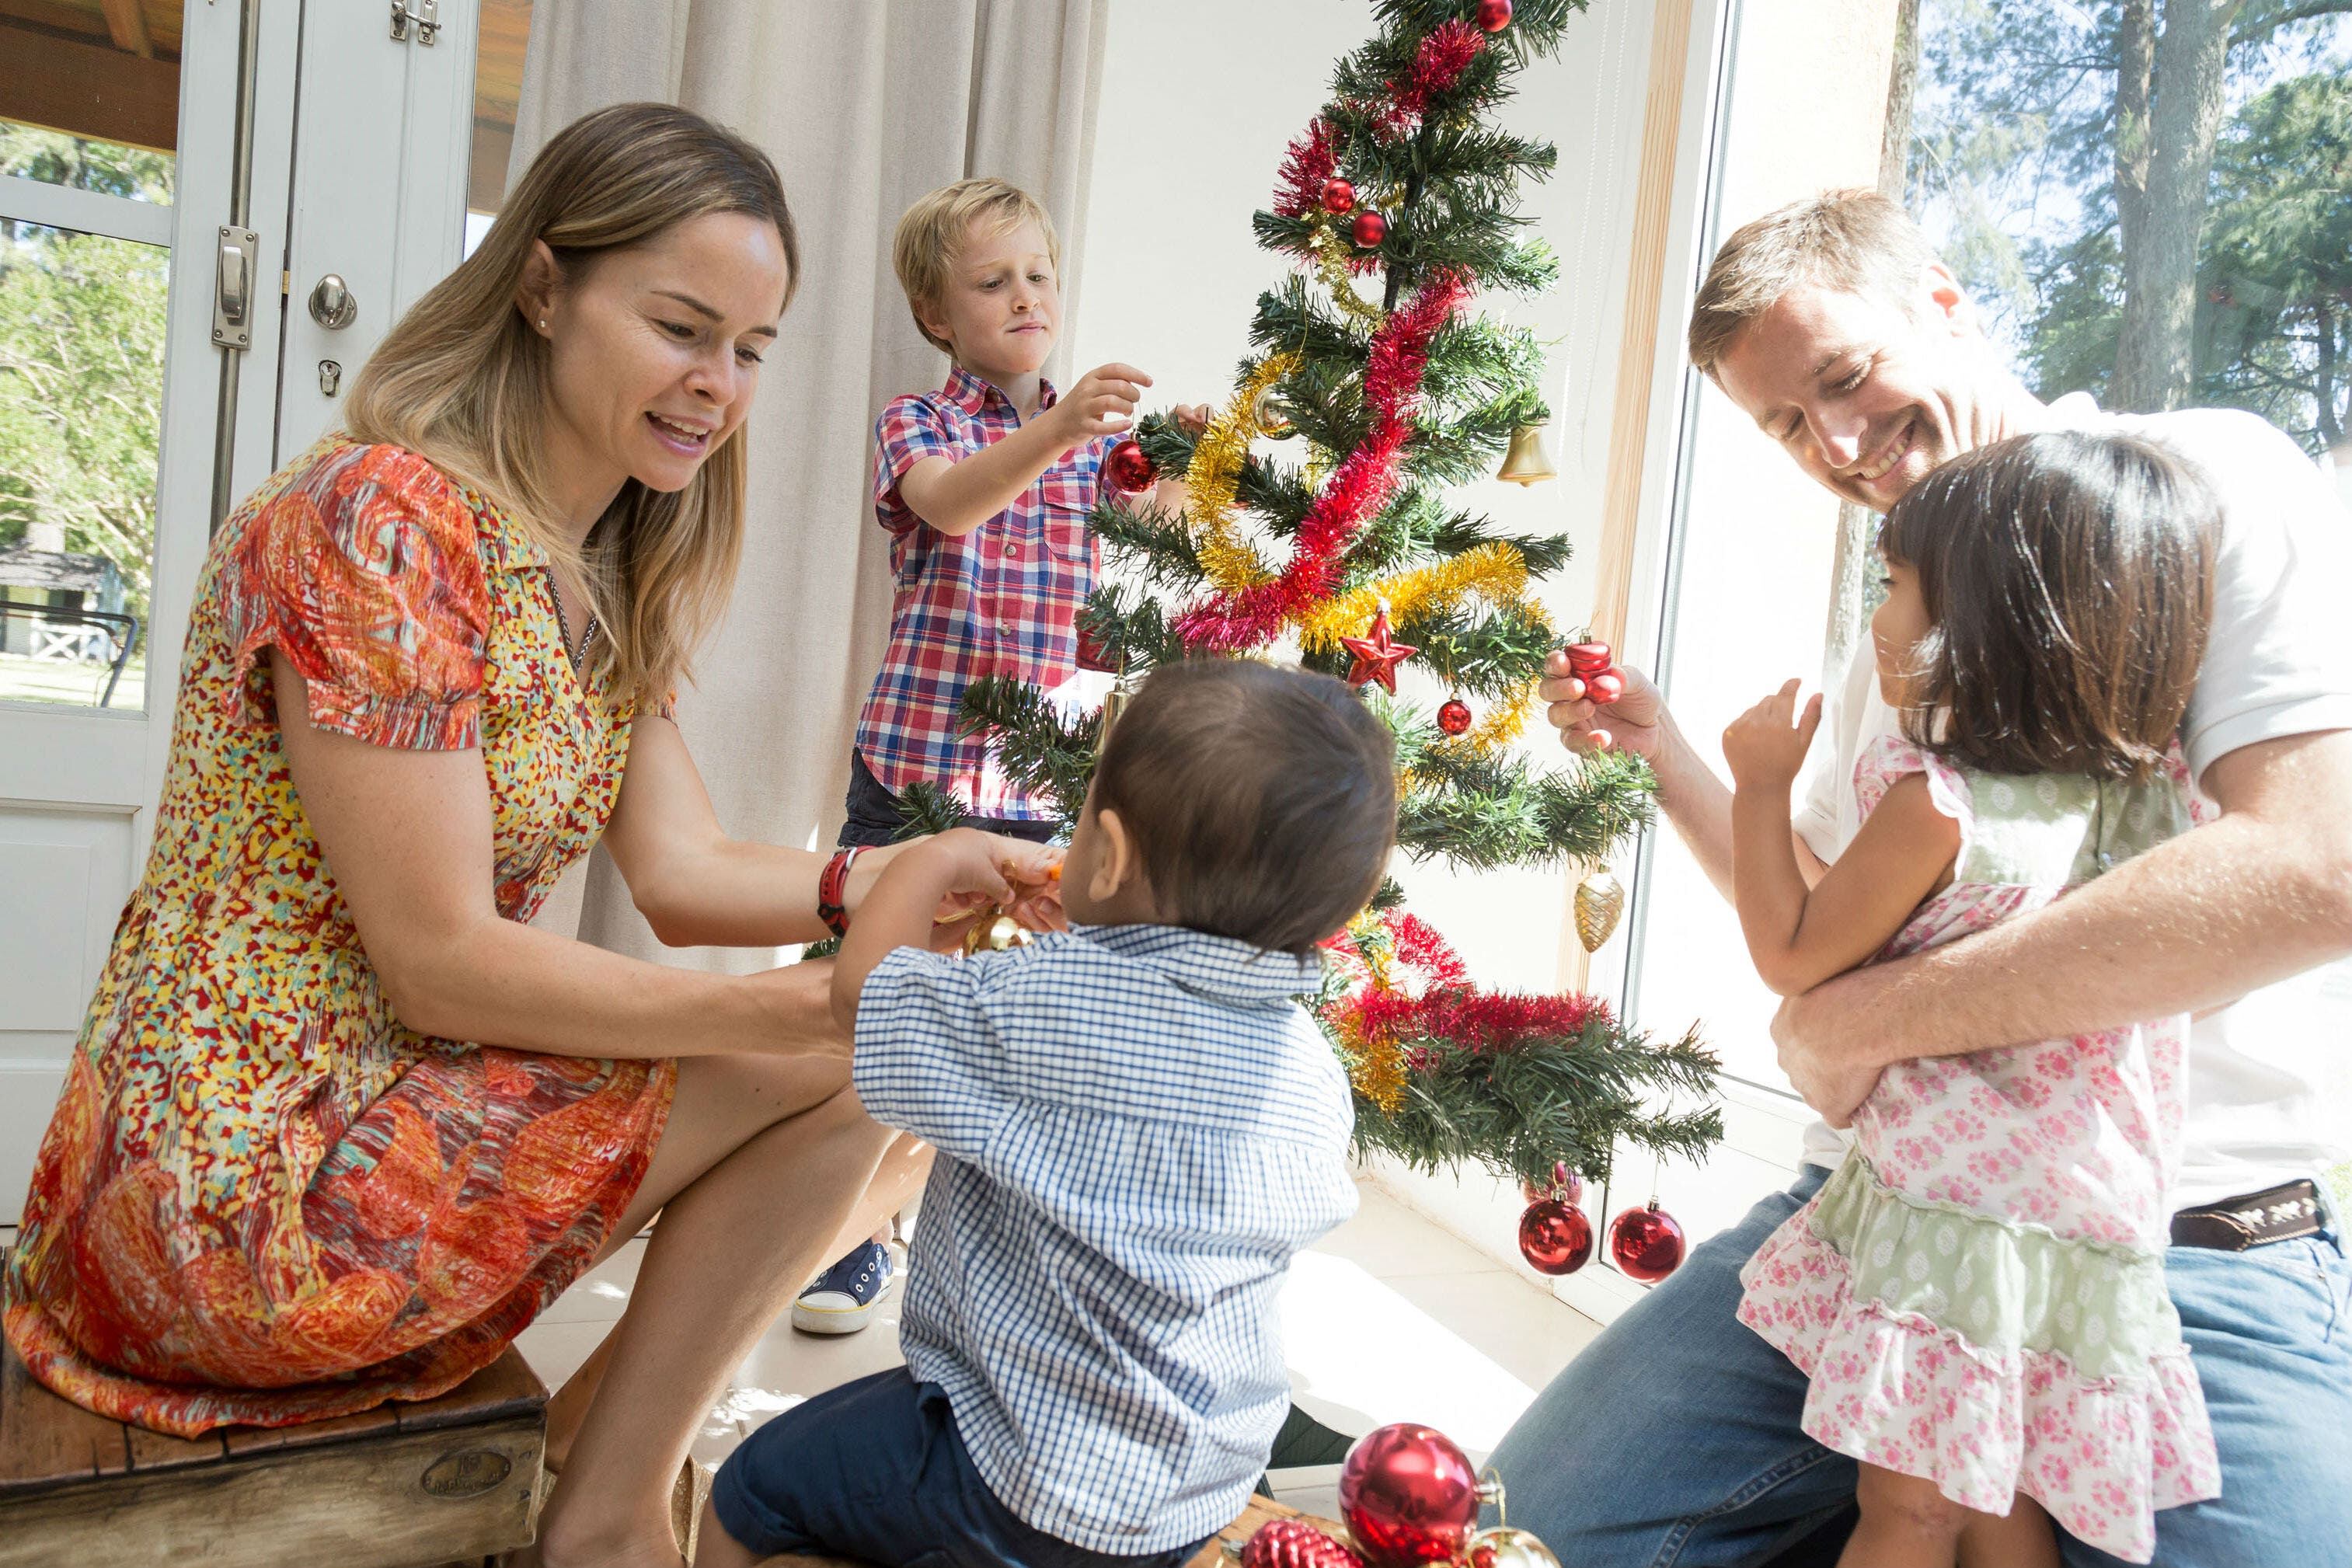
[
  {"xmin": 893, "ymin": 178, "xmax": 1058, "ymax": 354},
  {"xmin": 345, "ymin": 102, "xmax": 798, "ymax": 709}
]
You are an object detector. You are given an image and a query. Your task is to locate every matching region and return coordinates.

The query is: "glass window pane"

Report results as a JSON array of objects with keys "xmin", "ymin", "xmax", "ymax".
[
  {"xmin": 465, "ymin": 0, "xmax": 535, "ymax": 255},
  {"xmin": 0, "ymin": 1, "xmax": 183, "ymax": 203},
  {"xmin": 0, "ymin": 221, "xmax": 166, "ymax": 712}
]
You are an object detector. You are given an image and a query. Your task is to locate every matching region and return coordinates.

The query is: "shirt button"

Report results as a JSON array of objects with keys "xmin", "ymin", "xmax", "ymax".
[
  {"xmin": 998, "ymin": 621, "xmax": 1016, "ymax": 638},
  {"xmin": 1005, "ymin": 543, "xmax": 1021, "ymax": 559}
]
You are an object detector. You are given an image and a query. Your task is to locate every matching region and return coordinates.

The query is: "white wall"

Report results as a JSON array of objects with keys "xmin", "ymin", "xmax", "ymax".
[{"xmin": 1069, "ymin": 1, "xmax": 1674, "ymax": 1287}]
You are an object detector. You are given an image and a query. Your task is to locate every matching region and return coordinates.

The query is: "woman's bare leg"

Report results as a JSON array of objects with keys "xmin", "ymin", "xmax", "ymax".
[
  {"xmin": 539, "ymin": 1129, "xmax": 931, "ymax": 1473},
  {"xmin": 515, "ymin": 1049, "xmax": 902, "ymax": 1568}
]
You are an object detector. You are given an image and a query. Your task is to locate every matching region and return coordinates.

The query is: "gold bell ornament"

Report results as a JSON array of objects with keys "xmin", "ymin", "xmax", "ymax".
[
  {"xmin": 1573, "ymin": 867, "xmax": 1625, "ymax": 952},
  {"xmin": 1462, "ymin": 1526, "xmax": 1563, "ymax": 1568},
  {"xmin": 1497, "ymin": 419, "xmax": 1558, "ymax": 485}
]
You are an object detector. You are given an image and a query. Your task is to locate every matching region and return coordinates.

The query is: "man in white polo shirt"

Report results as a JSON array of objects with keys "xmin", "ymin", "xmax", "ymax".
[{"xmin": 1490, "ymin": 190, "xmax": 2352, "ymax": 1568}]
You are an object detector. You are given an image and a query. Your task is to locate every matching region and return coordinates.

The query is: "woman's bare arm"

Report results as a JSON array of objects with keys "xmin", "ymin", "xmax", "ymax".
[{"xmin": 270, "ymin": 652, "xmax": 843, "ymax": 1060}]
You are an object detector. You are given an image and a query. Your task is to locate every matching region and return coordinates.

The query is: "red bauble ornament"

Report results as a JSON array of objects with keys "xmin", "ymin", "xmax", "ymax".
[
  {"xmin": 1242, "ymin": 1518, "xmax": 1366, "ymax": 1568},
  {"xmin": 1587, "ymin": 671, "xmax": 1624, "ymax": 704},
  {"xmin": 1477, "ymin": 0, "xmax": 1514, "ymax": 31},
  {"xmin": 1322, "ymin": 176, "xmax": 1357, "ymax": 214},
  {"xmin": 1564, "ymin": 639, "xmax": 1613, "ymax": 678},
  {"xmin": 1609, "ymin": 1200, "xmax": 1687, "ymax": 1283},
  {"xmin": 1437, "ymin": 697, "xmax": 1473, "ymax": 735},
  {"xmin": 1351, "ymin": 209, "xmax": 1389, "ymax": 248},
  {"xmin": 1520, "ymin": 1162, "xmax": 1584, "ymax": 1207},
  {"xmin": 1103, "ymin": 437, "xmax": 1155, "ymax": 493},
  {"xmin": 1340, "ymin": 607, "xmax": 1417, "ymax": 695},
  {"xmin": 1338, "ymin": 1423, "xmax": 1488, "ymax": 1566},
  {"xmin": 1517, "ymin": 1197, "xmax": 1592, "ymax": 1276}
]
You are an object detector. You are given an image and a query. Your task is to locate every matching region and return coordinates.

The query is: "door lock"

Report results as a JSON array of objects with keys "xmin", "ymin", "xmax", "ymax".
[
  {"xmin": 211, "ymin": 225, "xmax": 259, "ymax": 349},
  {"xmin": 308, "ymin": 274, "xmax": 357, "ymax": 329},
  {"xmin": 319, "ymin": 360, "xmax": 343, "ymax": 397},
  {"xmin": 389, "ymin": 0, "xmax": 439, "ymax": 44}
]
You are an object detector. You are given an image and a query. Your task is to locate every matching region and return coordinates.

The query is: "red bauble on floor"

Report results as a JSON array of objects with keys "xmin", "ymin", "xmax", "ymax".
[
  {"xmin": 1608, "ymin": 1200, "xmax": 1686, "ymax": 1282},
  {"xmin": 1351, "ymin": 209, "xmax": 1389, "ymax": 247},
  {"xmin": 1338, "ymin": 1423, "xmax": 1489, "ymax": 1566},
  {"xmin": 1517, "ymin": 1197, "xmax": 1592, "ymax": 1276},
  {"xmin": 1103, "ymin": 437, "xmax": 1156, "ymax": 493}
]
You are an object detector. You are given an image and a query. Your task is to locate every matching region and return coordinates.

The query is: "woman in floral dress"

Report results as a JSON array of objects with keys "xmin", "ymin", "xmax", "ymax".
[
  {"xmin": 1720, "ymin": 432, "xmax": 2223, "ymax": 1566},
  {"xmin": 2, "ymin": 103, "xmax": 1055, "ymax": 1568}
]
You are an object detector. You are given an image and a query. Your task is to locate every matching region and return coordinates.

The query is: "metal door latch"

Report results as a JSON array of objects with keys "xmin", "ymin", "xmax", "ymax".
[
  {"xmin": 389, "ymin": 0, "xmax": 438, "ymax": 44},
  {"xmin": 308, "ymin": 274, "xmax": 357, "ymax": 329},
  {"xmin": 318, "ymin": 360, "xmax": 343, "ymax": 397},
  {"xmin": 212, "ymin": 225, "xmax": 259, "ymax": 349}
]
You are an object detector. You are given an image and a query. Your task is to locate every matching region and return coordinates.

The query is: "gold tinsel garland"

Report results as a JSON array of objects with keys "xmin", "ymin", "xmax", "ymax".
[
  {"xmin": 1183, "ymin": 351, "xmax": 1299, "ymax": 594},
  {"xmin": 1333, "ymin": 911, "xmax": 1407, "ymax": 1113},
  {"xmin": 1295, "ymin": 542, "xmax": 1531, "ymax": 653},
  {"xmin": 1311, "ymin": 225, "xmax": 1388, "ymax": 326}
]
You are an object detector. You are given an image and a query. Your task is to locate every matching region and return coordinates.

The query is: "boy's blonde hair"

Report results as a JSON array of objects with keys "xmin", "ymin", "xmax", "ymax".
[
  {"xmin": 893, "ymin": 178, "xmax": 1059, "ymax": 354},
  {"xmin": 1686, "ymin": 188, "xmax": 1939, "ymax": 379}
]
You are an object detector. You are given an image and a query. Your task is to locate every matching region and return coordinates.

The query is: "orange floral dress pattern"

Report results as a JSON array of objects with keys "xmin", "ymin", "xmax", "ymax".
[{"xmin": 1, "ymin": 440, "xmax": 675, "ymax": 1437}]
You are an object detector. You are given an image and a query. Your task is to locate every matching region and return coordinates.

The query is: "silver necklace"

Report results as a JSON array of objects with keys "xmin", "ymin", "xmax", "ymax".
[{"xmin": 544, "ymin": 565, "xmax": 598, "ymax": 673}]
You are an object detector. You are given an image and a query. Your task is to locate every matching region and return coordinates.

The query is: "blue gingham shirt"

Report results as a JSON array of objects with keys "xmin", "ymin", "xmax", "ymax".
[{"xmin": 852, "ymin": 924, "xmax": 1359, "ymax": 1553}]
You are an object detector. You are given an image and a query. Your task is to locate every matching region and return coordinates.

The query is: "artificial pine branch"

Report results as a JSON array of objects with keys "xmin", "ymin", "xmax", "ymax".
[{"xmin": 959, "ymin": 676, "xmax": 1099, "ymax": 827}]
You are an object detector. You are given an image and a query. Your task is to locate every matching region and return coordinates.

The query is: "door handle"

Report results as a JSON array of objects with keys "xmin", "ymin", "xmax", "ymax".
[
  {"xmin": 308, "ymin": 274, "xmax": 357, "ymax": 329},
  {"xmin": 212, "ymin": 225, "xmax": 259, "ymax": 349}
]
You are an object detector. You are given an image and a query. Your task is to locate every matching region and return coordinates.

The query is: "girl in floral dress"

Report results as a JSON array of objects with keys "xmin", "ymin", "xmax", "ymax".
[{"xmin": 1720, "ymin": 430, "xmax": 2223, "ymax": 1567}]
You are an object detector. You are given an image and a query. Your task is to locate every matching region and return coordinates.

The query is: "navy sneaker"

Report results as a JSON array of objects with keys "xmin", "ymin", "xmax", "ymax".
[{"xmin": 791, "ymin": 1239, "xmax": 898, "ymax": 1335}]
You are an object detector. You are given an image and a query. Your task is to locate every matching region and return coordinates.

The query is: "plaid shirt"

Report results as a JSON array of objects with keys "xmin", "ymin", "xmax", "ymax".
[
  {"xmin": 855, "ymin": 367, "xmax": 1110, "ymax": 818},
  {"xmin": 852, "ymin": 925, "xmax": 1359, "ymax": 1553}
]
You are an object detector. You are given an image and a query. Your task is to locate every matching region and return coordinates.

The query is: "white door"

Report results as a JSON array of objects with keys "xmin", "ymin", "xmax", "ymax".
[
  {"xmin": 0, "ymin": 0, "xmax": 300, "ymax": 1222},
  {"xmin": 0, "ymin": 0, "xmax": 519, "ymax": 1222}
]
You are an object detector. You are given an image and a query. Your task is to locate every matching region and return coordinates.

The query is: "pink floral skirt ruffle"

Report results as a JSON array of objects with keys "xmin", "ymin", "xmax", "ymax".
[{"xmin": 1739, "ymin": 1200, "xmax": 2219, "ymax": 1563}]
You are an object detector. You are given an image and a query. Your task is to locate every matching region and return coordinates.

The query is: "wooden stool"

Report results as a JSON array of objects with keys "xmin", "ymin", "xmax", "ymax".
[
  {"xmin": 1, "ymin": 1252, "xmax": 546, "ymax": 1568},
  {"xmin": 770, "ymin": 1493, "xmax": 1347, "ymax": 1566}
]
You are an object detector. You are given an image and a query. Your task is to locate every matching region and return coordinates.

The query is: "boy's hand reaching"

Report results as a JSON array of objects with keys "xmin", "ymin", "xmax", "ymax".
[
  {"xmin": 925, "ymin": 831, "xmax": 1067, "ymax": 943},
  {"xmin": 1722, "ymin": 680, "xmax": 1823, "ymax": 793},
  {"xmin": 1052, "ymin": 364, "xmax": 1152, "ymax": 441}
]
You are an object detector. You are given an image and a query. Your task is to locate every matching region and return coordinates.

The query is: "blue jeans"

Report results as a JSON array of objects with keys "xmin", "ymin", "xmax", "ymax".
[
  {"xmin": 1486, "ymin": 1166, "xmax": 2352, "ymax": 1568},
  {"xmin": 712, "ymin": 1367, "xmax": 1207, "ymax": 1568},
  {"xmin": 838, "ymin": 751, "xmax": 1061, "ymax": 848}
]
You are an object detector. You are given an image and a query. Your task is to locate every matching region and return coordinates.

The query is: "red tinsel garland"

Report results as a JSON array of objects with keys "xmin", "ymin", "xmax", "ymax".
[
  {"xmin": 1367, "ymin": 19, "xmax": 1487, "ymax": 139},
  {"xmin": 1332, "ymin": 984, "xmax": 1615, "ymax": 1060},
  {"xmin": 1174, "ymin": 271, "xmax": 1469, "ymax": 652},
  {"xmin": 1272, "ymin": 117, "xmax": 1343, "ymax": 220}
]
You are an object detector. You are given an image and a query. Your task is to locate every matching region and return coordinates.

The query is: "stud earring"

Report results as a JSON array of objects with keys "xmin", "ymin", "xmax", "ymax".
[{"xmin": 538, "ymin": 317, "xmax": 549, "ymax": 331}]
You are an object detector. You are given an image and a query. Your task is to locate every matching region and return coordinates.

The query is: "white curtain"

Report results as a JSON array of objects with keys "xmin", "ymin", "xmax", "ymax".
[{"xmin": 512, "ymin": 0, "xmax": 1109, "ymax": 969}]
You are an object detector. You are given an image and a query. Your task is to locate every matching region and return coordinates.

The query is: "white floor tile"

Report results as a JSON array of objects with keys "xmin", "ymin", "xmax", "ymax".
[
  {"xmin": 535, "ymin": 1236, "xmax": 646, "ymax": 1325},
  {"xmin": 514, "ymin": 1317, "xmax": 615, "ymax": 1392},
  {"xmin": 1315, "ymin": 1182, "xmax": 1503, "ymax": 1280},
  {"xmin": 1382, "ymin": 1270, "xmax": 1602, "ymax": 1394}
]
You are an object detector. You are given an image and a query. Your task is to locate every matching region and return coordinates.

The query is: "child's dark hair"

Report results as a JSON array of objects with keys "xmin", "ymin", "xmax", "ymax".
[
  {"xmin": 1091, "ymin": 660, "xmax": 1398, "ymax": 954},
  {"xmin": 1880, "ymin": 430, "xmax": 2218, "ymax": 781}
]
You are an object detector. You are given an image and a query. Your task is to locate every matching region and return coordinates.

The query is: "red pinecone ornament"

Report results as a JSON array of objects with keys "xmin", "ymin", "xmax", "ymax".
[
  {"xmin": 1437, "ymin": 697, "xmax": 1472, "ymax": 735},
  {"xmin": 1240, "ymin": 1518, "xmax": 1366, "ymax": 1568},
  {"xmin": 1321, "ymin": 177, "xmax": 1357, "ymax": 214},
  {"xmin": 1103, "ymin": 437, "xmax": 1156, "ymax": 493},
  {"xmin": 1564, "ymin": 639, "xmax": 1613, "ymax": 678},
  {"xmin": 1351, "ymin": 210, "xmax": 1389, "ymax": 247},
  {"xmin": 1478, "ymin": 0, "xmax": 1514, "ymax": 31}
]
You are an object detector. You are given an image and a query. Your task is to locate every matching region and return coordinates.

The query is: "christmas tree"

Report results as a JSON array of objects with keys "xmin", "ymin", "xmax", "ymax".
[{"xmin": 956, "ymin": 0, "xmax": 1720, "ymax": 1197}]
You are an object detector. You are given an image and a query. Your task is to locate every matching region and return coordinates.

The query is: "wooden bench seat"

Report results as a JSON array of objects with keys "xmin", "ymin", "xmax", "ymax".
[{"xmin": 1, "ymin": 1249, "xmax": 545, "ymax": 1568}]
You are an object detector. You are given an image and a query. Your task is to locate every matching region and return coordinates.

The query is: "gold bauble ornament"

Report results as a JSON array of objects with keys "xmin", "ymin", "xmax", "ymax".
[
  {"xmin": 1462, "ymin": 1525, "xmax": 1563, "ymax": 1568},
  {"xmin": 1573, "ymin": 868, "xmax": 1625, "ymax": 952},
  {"xmin": 962, "ymin": 911, "xmax": 1027, "ymax": 955},
  {"xmin": 1252, "ymin": 385, "xmax": 1298, "ymax": 440},
  {"xmin": 1497, "ymin": 419, "xmax": 1558, "ymax": 485}
]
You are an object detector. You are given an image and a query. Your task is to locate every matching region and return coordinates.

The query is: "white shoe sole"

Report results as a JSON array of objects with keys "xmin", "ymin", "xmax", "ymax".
[{"xmin": 791, "ymin": 1295, "xmax": 880, "ymax": 1335}]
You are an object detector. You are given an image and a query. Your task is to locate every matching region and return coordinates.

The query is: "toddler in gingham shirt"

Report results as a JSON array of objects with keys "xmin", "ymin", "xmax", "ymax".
[
  {"xmin": 846, "ymin": 177, "xmax": 1200, "ymax": 848},
  {"xmin": 703, "ymin": 661, "xmax": 1396, "ymax": 1567}
]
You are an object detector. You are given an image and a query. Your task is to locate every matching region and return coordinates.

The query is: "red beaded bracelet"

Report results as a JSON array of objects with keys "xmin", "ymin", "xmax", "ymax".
[{"xmin": 816, "ymin": 845, "xmax": 865, "ymax": 938}]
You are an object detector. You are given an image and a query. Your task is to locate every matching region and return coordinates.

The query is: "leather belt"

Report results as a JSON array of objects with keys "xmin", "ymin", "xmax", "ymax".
[{"xmin": 2170, "ymin": 1178, "xmax": 2325, "ymax": 1252}]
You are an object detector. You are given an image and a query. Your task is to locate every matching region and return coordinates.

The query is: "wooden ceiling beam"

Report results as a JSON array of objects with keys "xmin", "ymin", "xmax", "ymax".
[
  {"xmin": 98, "ymin": 0, "xmax": 152, "ymax": 57},
  {"xmin": 0, "ymin": 22, "xmax": 178, "ymax": 155}
]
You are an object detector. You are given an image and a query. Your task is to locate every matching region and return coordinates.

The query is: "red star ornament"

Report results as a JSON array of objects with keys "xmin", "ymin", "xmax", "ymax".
[{"xmin": 1340, "ymin": 607, "xmax": 1417, "ymax": 694}]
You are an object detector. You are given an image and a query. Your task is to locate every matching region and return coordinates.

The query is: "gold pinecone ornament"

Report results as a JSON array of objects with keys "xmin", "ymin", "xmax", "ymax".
[{"xmin": 1573, "ymin": 868, "xmax": 1624, "ymax": 952}]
